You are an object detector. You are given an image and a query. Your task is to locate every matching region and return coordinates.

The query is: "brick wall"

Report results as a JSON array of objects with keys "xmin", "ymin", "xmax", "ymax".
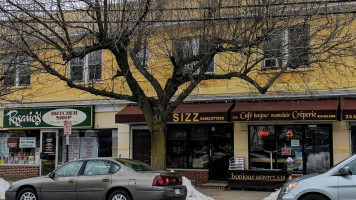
[
  {"xmin": 173, "ymin": 169, "xmax": 209, "ymax": 186},
  {"xmin": 0, "ymin": 166, "xmax": 39, "ymax": 181}
]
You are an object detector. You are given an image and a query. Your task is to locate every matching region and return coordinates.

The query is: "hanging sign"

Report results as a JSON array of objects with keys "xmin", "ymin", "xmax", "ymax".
[{"xmin": 258, "ymin": 131, "xmax": 269, "ymax": 136}]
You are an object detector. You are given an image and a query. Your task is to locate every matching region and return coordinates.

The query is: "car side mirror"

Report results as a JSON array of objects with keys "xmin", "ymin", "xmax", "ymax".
[
  {"xmin": 338, "ymin": 166, "xmax": 352, "ymax": 176},
  {"xmin": 48, "ymin": 172, "xmax": 55, "ymax": 179}
]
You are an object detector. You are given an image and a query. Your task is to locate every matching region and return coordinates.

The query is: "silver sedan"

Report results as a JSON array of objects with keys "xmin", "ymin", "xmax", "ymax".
[
  {"xmin": 278, "ymin": 154, "xmax": 356, "ymax": 200},
  {"xmin": 5, "ymin": 158, "xmax": 187, "ymax": 200}
]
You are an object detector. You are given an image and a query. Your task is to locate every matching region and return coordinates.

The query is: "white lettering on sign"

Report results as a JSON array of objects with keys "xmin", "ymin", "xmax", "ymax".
[
  {"xmin": 43, "ymin": 109, "xmax": 86, "ymax": 126},
  {"xmin": 7, "ymin": 110, "xmax": 42, "ymax": 127}
]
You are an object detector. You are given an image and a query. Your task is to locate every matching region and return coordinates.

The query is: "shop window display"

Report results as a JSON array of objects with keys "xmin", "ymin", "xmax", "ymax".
[
  {"xmin": 59, "ymin": 129, "xmax": 114, "ymax": 164},
  {"xmin": 249, "ymin": 125, "xmax": 331, "ymax": 175},
  {"xmin": 166, "ymin": 124, "xmax": 233, "ymax": 170},
  {"xmin": 0, "ymin": 130, "xmax": 40, "ymax": 165}
]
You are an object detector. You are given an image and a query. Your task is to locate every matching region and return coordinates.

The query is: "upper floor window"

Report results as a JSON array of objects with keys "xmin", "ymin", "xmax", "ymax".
[
  {"xmin": 70, "ymin": 50, "xmax": 102, "ymax": 82},
  {"xmin": 174, "ymin": 38, "xmax": 215, "ymax": 74},
  {"xmin": 262, "ymin": 25, "xmax": 310, "ymax": 70},
  {"xmin": 136, "ymin": 44, "xmax": 149, "ymax": 68},
  {"xmin": 2, "ymin": 54, "xmax": 31, "ymax": 87}
]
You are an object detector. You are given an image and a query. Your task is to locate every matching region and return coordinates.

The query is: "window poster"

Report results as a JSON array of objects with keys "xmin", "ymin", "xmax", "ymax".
[
  {"xmin": 62, "ymin": 136, "xmax": 80, "ymax": 162},
  {"xmin": 80, "ymin": 137, "xmax": 98, "ymax": 159},
  {"xmin": 0, "ymin": 134, "xmax": 9, "ymax": 157}
]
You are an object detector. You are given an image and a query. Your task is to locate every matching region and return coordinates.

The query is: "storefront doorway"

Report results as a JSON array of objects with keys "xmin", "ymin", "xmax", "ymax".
[
  {"xmin": 132, "ymin": 129, "xmax": 151, "ymax": 165},
  {"xmin": 166, "ymin": 124, "xmax": 233, "ymax": 180},
  {"xmin": 40, "ymin": 130, "xmax": 58, "ymax": 175},
  {"xmin": 249, "ymin": 124, "xmax": 332, "ymax": 175}
]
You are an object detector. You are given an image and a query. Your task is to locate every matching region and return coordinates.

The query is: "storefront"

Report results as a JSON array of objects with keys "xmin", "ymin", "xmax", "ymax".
[
  {"xmin": 115, "ymin": 99, "xmax": 354, "ymax": 187},
  {"xmin": 115, "ymin": 103, "xmax": 234, "ymax": 185},
  {"xmin": 228, "ymin": 99, "xmax": 339, "ymax": 189},
  {"xmin": 0, "ymin": 105, "xmax": 118, "ymax": 180}
]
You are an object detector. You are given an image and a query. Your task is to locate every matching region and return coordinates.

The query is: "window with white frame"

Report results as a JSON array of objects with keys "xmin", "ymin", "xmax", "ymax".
[
  {"xmin": 262, "ymin": 25, "xmax": 310, "ymax": 70},
  {"xmin": 136, "ymin": 44, "xmax": 149, "ymax": 68},
  {"xmin": 2, "ymin": 54, "xmax": 31, "ymax": 87},
  {"xmin": 70, "ymin": 50, "xmax": 102, "ymax": 82},
  {"xmin": 174, "ymin": 38, "xmax": 215, "ymax": 74}
]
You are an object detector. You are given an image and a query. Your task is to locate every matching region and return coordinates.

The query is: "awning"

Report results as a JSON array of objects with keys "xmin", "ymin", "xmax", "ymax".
[
  {"xmin": 231, "ymin": 100, "xmax": 339, "ymax": 121},
  {"xmin": 115, "ymin": 102, "xmax": 234, "ymax": 123},
  {"xmin": 342, "ymin": 99, "xmax": 356, "ymax": 120}
]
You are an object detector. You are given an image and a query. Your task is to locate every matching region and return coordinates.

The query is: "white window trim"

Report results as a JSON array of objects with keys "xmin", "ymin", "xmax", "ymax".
[
  {"xmin": 3, "ymin": 56, "xmax": 31, "ymax": 87},
  {"xmin": 69, "ymin": 51, "xmax": 102, "ymax": 82},
  {"xmin": 263, "ymin": 27, "xmax": 309, "ymax": 69}
]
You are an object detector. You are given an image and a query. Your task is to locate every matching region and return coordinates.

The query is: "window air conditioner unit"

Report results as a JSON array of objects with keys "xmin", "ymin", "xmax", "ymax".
[{"xmin": 263, "ymin": 58, "xmax": 279, "ymax": 69}]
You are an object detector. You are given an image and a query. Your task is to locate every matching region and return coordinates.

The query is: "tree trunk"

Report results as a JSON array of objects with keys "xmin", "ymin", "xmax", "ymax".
[{"xmin": 149, "ymin": 122, "xmax": 167, "ymax": 170}]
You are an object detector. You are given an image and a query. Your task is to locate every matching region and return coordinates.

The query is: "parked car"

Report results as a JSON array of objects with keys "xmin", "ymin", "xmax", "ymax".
[
  {"xmin": 278, "ymin": 154, "xmax": 356, "ymax": 200},
  {"xmin": 5, "ymin": 158, "xmax": 187, "ymax": 200}
]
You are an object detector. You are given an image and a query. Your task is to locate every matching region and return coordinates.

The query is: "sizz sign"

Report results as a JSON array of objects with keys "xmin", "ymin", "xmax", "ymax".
[{"xmin": 3, "ymin": 106, "xmax": 93, "ymax": 129}]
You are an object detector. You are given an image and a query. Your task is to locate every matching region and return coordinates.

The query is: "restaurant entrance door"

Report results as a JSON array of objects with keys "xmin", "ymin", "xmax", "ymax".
[
  {"xmin": 304, "ymin": 126, "xmax": 332, "ymax": 174},
  {"xmin": 209, "ymin": 125, "xmax": 233, "ymax": 180}
]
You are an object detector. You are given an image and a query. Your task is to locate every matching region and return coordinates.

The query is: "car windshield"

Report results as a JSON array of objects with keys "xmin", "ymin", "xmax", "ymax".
[{"xmin": 115, "ymin": 158, "xmax": 157, "ymax": 171}]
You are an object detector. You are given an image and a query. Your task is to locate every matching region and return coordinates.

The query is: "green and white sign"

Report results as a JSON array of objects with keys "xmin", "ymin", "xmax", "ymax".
[{"xmin": 3, "ymin": 106, "xmax": 93, "ymax": 129}]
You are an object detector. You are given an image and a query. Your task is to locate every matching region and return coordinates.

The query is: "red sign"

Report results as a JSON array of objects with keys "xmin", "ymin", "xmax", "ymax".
[
  {"xmin": 282, "ymin": 148, "xmax": 292, "ymax": 155},
  {"xmin": 7, "ymin": 138, "xmax": 19, "ymax": 148},
  {"xmin": 64, "ymin": 120, "xmax": 72, "ymax": 135},
  {"xmin": 258, "ymin": 131, "xmax": 269, "ymax": 136}
]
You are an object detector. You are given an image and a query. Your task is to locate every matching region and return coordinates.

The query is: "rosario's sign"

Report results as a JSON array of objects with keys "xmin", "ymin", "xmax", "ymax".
[{"xmin": 3, "ymin": 106, "xmax": 93, "ymax": 129}]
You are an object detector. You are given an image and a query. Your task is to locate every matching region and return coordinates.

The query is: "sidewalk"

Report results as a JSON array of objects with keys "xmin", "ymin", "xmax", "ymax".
[{"xmin": 196, "ymin": 188, "xmax": 274, "ymax": 200}]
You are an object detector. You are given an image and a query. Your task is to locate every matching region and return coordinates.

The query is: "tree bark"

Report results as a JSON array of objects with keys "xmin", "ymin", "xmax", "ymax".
[{"xmin": 149, "ymin": 121, "xmax": 167, "ymax": 170}]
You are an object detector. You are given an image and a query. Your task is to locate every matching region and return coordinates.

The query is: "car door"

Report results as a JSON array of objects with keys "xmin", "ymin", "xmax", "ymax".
[
  {"xmin": 76, "ymin": 160, "xmax": 113, "ymax": 200},
  {"xmin": 338, "ymin": 158, "xmax": 356, "ymax": 200},
  {"xmin": 41, "ymin": 161, "xmax": 84, "ymax": 200}
]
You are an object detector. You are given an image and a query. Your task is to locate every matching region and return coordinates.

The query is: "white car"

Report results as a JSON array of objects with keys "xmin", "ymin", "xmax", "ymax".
[{"xmin": 278, "ymin": 154, "xmax": 356, "ymax": 200}]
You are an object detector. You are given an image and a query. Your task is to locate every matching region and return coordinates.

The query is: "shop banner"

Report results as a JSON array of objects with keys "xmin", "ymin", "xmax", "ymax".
[
  {"xmin": 19, "ymin": 137, "xmax": 36, "ymax": 148},
  {"xmin": 7, "ymin": 138, "xmax": 18, "ymax": 148},
  {"xmin": 3, "ymin": 106, "xmax": 93, "ymax": 129}
]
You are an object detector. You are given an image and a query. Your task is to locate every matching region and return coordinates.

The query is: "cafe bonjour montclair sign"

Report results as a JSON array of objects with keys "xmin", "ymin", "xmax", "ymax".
[{"xmin": 3, "ymin": 106, "xmax": 93, "ymax": 129}]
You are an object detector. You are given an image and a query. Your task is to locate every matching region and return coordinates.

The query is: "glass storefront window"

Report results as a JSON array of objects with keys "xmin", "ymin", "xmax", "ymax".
[
  {"xmin": 0, "ymin": 130, "xmax": 40, "ymax": 165},
  {"xmin": 249, "ymin": 124, "xmax": 332, "ymax": 174},
  {"xmin": 58, "ymin": 129, "xmax": 114, "ymax": 164},
  {"xmin": 249, "ymin": 126, "xmax": 275, "ymax": 169},
  {"xmin": 166, "ymin": 124, "xmax": 233, "ymax": 169}
]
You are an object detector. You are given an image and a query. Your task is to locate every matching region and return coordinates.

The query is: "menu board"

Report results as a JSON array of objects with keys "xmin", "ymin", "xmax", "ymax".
[
  {"xmin": 80, "ymin": 137, "xmax": 98, "ymax": 159},
  {"xmin": 62, "ymin": 136, "xmax": 80, "ymax": 162}
]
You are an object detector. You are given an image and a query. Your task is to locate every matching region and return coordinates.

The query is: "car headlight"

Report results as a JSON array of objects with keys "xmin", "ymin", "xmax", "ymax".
[{"xmin": 281, "ymin": 182, "xmax": 298, "ymax": 195}]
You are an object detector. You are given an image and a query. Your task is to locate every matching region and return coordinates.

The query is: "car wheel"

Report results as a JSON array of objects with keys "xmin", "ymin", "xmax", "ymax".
[
  {"xmin": 17, "ymin": 188, "xmax": 38, "ymax": 200},
  {"xmin": 108, "ymin": 189, "xmax": 132, "ymax": 200},
  {"xmin": 301, "ymin": 194, "xmax": 327, "ymax": 200}
]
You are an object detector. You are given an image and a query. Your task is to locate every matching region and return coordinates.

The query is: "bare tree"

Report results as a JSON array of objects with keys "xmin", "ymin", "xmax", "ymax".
[{"xmin": 0, "ymin": 0, "xmax": 355, "ymax": 169}]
